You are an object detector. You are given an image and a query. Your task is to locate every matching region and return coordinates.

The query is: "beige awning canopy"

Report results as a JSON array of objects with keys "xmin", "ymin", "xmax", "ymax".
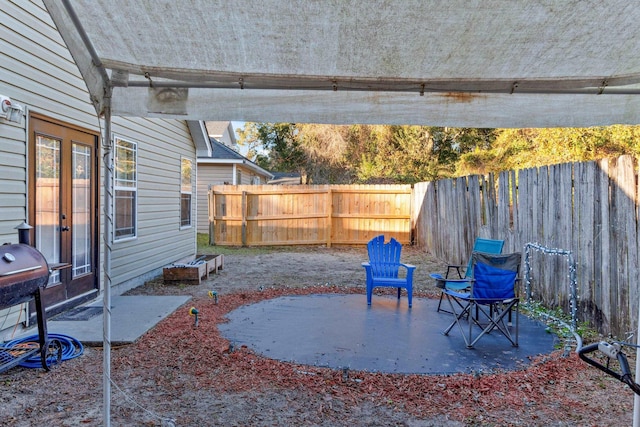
[{"xmin": 45, "ymin": 0, "xmax": 640, "ymax": 128}]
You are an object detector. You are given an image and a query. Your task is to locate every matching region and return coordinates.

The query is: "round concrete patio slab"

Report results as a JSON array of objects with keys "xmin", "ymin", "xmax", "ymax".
[{"xmin": 219, "ymin": 294, "xmax": 559, "ymax": 375}]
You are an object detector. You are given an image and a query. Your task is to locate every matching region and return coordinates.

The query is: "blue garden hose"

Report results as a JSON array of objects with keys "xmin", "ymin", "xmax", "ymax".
[{"xmin": 2, "ymin": 333, "xmax": 84, "ymax": 368}]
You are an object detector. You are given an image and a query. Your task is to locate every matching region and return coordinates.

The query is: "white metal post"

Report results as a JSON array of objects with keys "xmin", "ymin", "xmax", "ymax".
[{"xmin": 102, "ymin": 94, "xmax": 113, "ymax": 427}]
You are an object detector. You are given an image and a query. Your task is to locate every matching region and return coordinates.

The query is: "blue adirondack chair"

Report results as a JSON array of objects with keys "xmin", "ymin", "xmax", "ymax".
[{"xmin": 362, "ymin": 235, "xmax": 416, "ymax": 307}]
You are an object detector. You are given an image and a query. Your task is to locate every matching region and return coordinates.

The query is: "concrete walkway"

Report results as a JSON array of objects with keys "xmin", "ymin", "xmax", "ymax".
[{"xmin": 42, "ymin": 295, "xmax": 191, "ymax": 346}]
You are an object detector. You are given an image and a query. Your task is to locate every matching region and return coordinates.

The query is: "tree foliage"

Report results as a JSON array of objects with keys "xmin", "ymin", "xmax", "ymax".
[
  {"xmin": 457, "ymin": 126, "xmax": 640, "ymax": 176},
  {"xmin": 236, "ymin": 123, "xmax": 306, "ymax": 173},
  {"xmin": 237, "ymin": 122, "xmax": 640, "ymax": 184}
]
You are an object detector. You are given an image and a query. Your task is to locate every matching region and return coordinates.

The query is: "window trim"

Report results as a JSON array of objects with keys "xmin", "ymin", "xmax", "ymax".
[{"xmin": 113, "ymin": 135, "xmax": 138, "ymax": 242}]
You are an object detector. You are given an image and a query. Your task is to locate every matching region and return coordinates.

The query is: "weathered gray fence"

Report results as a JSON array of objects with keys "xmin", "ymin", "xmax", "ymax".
[{"xmin": 414, "ymin": 155, "xmax": 639, "ymax": 338}]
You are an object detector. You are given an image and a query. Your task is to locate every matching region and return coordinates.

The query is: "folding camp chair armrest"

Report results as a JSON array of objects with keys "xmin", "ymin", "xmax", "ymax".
[
  {"xmin": 440, "ymin": 278, "xmax": 473, "ymax": 284},
  {"xmin": 441, "ymin": 277, "xmax": 474, "ymax": 291},
  {"xmin": 442, "ymin": 288, "xmax": 471, "ymax": 299},
  {"xmin": 430, "ymin": 272, "xmax": 447, "ymax": 288},
  {"xmin": 432, "ymin": 277, "xmax": 473, "ymax": 290}
]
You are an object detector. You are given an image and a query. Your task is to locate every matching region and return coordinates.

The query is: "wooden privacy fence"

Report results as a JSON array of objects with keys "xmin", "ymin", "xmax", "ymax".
[
  {"xmin": 208, "ymin": 184, "xmax": 412, "ymax": 247},
  {"xmin": 414, "ymin": 155, "xmax": 639, "ymax": 338}
]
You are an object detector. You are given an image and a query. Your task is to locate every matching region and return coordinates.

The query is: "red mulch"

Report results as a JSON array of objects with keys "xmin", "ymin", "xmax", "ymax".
[{"xmin": 114, "ymin": 285, "xmax": 634, "ymax": 425}]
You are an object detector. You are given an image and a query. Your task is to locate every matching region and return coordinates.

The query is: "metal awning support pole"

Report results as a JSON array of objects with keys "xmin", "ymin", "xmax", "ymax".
[
  {"xmin": 102, "ymin": 89, "xmax": 113, "ymax": 427},
  {"xmin": 54, "ymin": 2, "xmax": 114, "ymax": 424}
]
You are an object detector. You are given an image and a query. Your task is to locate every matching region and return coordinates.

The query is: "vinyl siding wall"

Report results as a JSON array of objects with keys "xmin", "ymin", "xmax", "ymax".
[
  {"xmin": 239, "ymin": 166, "xmax": 256, "ymax": 184},
  {"xmin": 110, "ymin": 118, "xmax": 196, "ymax": 293},
  {"xmin": 1, "ymin": 1, "xmax": 197, "ymax": 327},
  {"xmin": 196, "ymin": 164, "xmax": 233, "ymax": 234}
]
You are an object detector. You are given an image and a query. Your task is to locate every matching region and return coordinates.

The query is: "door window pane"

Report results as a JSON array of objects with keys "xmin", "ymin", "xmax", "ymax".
[
  {"xmin": 35, "ymin": 136, "xmax": 61, "ymax": 284},
  {"xmin": 73, "ymin": 144, "xmax": 91, "ymax": 276}
]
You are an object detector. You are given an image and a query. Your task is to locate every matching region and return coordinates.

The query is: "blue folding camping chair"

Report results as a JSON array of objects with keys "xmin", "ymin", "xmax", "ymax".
[
  {"xmin": 442, "ymin": 251, "xmax": 521, "ymax": 348},
  {"xmin": 431, "ymin": 237, "xmax": 504, "ymax": 313}
]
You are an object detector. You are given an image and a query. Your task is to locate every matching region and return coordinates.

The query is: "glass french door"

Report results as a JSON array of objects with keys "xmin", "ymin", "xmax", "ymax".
[{"xmin": 29, "ymin": 116, "xmax": 99, "ymax": 309}]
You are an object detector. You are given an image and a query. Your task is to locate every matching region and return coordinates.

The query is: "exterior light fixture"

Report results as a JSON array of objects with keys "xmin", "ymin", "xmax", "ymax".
[{"xmin": 0, "ymin": 95, "xmax": 25, "ymax": 124}]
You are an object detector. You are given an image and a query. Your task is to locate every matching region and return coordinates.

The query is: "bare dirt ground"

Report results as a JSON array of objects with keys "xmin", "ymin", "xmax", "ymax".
[{"xmin": 0, "ymin": 245, "xmax": 635, "ymax": 426}]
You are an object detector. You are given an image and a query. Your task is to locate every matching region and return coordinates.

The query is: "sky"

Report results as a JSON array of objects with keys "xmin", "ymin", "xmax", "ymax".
[{"xmin": 231, "ymin": 121, "xmax": 268, "ymax": 158}]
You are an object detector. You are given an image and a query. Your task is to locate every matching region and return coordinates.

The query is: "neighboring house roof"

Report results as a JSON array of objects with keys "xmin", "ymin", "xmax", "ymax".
[
  {"xmin": 210, "ymin": 138, "xmax": 242, "ymax": 160},
  {"xmin": 268, "ymin": 172, "xmax": 302, "ymax": 185},
  {"xmin": 198, "ymin": 138, "xmax": 273, "ymax": 179}
]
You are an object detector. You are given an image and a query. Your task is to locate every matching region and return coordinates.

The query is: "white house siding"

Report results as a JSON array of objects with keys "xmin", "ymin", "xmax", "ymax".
[
  {"xmin": 196, "ymin": 164, "xmax": 232, "ymax": 234},
  {"xmin": 110, "ymin": 118, "xmax": 197, "ymax": 294},
  {"xmin": 239, "ymin": 166, "xmax": 261, "ymax": 184},
  {"xmin": 0, "ymin": 1, "xmax": 197, "ymax": 333},
  {"xmin": 0, "ymin": 120, "xmax": 28, "ymax": 244}
]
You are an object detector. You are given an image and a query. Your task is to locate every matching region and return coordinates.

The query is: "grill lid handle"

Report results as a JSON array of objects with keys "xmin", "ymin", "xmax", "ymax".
[{"xmin": 0, "ymin": 265, "xmax": 43, "ymax": 276}]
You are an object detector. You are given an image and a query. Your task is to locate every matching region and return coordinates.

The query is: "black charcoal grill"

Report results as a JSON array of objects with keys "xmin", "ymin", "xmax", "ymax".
[{"xmin": 0, "ymin": 231, "xmax": 61, "ymax": 372}]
